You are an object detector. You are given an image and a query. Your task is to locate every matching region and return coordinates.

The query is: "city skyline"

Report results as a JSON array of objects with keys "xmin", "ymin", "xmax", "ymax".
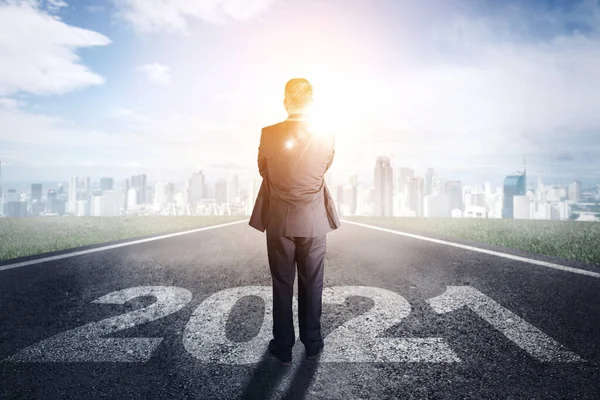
[
  {"xmin": 1, "ymin": 0, "xmax": 600, "ymax": 183},
  {"xmin": 2, "ymin": 153, "xmax": 599, "ymax": 221}
]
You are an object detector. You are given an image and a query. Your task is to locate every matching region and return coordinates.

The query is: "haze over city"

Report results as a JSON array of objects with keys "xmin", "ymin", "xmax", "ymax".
[{"xmin": 1, "ymin": 0, "xmax": 599, "ymax": 185}]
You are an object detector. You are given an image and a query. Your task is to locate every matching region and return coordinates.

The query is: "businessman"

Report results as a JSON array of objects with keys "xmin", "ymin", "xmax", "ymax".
[{"xmin": 249, "ymin": 78, "xmax": 340, "ymax": 366}]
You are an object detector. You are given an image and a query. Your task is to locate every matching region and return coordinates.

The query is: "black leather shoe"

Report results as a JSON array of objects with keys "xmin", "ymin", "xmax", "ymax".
[
  {"xmin": 268, "ymin": 340, "xmax": 292, "ymax": 366},
  {"xmin": 306, "ymin": 341, "xmax": 324, "ymax": 360}
]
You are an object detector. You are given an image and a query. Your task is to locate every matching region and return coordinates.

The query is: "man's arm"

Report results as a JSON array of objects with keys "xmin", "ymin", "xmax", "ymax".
[{"xmin": 258, "ymin": 128, "xmax": 267, "ymax": 178}]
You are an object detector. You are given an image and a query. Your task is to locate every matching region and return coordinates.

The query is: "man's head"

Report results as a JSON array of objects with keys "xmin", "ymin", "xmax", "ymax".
[{"xmin": 283, "ymin": 78, "xmax": 313, "ymax": 114}]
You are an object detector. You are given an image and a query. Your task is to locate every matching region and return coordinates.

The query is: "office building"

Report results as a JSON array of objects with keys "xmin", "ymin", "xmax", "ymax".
[
  {"xmin": 31, "ymin": 183, "xmax": 42, "ymax": 202},
  {"xmin": 425, "ymin": 168, "xmax": 435, "ymax": 196},
  {"xmin": 229, "ymin": 175, "xmax": 240, "ymax": 203},
  {"xmin": 100, "ymin": 177, "xmax": 114, "ymax": 191},
  {"xmin": 502, "ymin": 172, "xmax": 526, "ymax": 219},
  {"xmin": 397, "ymin": 167, "xmax": 414, "ymax": 195},
  {"xmin": 424, "ymin": 194, "xmax": 450, "ymax": 218},
  {"xmin": 68, "ymin": 176, "xmax": 78, "ymax": 214},
  {"xmin": 155, "ymin": 181, "xmax": 174, "ymax": 209},
  {"xmin": 470, "ymin": 193, "xmax": 486, "ymax": 208},
  {"xmin": 84, "ymin": 177, "xmax": 91, "ymax": 195},
  {"xmin": 91, "ymin": 190, "xmax": 122, "ymax": 216},
  {"xmin": 127, "ymin": 188, "xmax": 139, "ymax": 209},
  {"xmin": 342, "ymin": 184, "xmax": 356, "ymax": 216},
  {"xmin": 215, "ymin": 178, "xmax": 228, "ymax": 204},
  {"xmin": 76, "ymin": 200, "xmax": 89, "ymax": 216},
  {"xmin": 130, "ymin": 174, "xmax": 147, "ymax": 205},
  {"xmin": 431, "ymin": 176, "xmax": 445, "ymax": 196},
  {"xmin": 513, "ymin": 195, "xmax": 531, "ymax": 219},
  {"xmin": 464, "ymin": 206, "xmax": 487, "ymax": 218},
  {"xmin": 374, "ymin": 156, "xmax": 393, "ymax": 216},
  {"xmin": 188, "ymin": 170, "xmax": 205, "ymax": 205},
  {"xmin": 445, "ymin": 181, "xmax": 463, "ymax": 213},
  {"xmin": 568, "ymin": 180, "xmax": 581, "ymax": 202},
  {"xmin": 2, "ymin": 189, "xmax": 26, "ymax": 217},
  {"xmin": 407, "ymin": 177, "xmax": 424, "ymax": 217}
]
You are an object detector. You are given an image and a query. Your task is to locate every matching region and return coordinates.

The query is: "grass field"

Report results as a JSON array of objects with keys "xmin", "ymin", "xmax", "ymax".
[
  {"xmin": 345, "ymin": 216, "xmax": 600, "ymax": 266},
  {"xmin": 0, "ymin": 216, "xmax": 247, "ymax": 262},
  {"xmin": 2, "ymin": 215, "xmax": 599, "ymax": 267}
]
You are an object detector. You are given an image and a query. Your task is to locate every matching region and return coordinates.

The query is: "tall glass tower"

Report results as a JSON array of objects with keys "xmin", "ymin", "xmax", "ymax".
[
  {"xmin": 502, "ymin": 172, "xmax": 526, "ymax": 219},
  {"xmin": 374, "ymin": 156, "xmax": 393, "ymax": 216}
]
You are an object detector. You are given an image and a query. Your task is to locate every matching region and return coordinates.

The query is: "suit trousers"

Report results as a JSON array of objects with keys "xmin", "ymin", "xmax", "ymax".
[{"xmin": 266, "ymin": 234, "xmax": 326, "ymax": 353}]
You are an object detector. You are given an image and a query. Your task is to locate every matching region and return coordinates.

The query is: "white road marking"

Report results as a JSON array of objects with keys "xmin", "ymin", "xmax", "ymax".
[
  {"xmin": 0, "ymin": 219, "xmax": 249, "ymax": 272},
  {"xmin": 341, "ymin": 219, "xmax": 600, "ymax": 278},
  {"xmin": 4, "ymin": 286, "xmax": 193, "ymax": 362},
  {"xmin": 320, "ymin": 286, "xmax": 460, "ymax": 363},
  {"xmin": 427, "ymin": 286, "xmax": 584, "ymax": 362},
  {"xmin": 3, "ymin": 284, "xmax": 582, "ymax": 365},
  {"xmin": 183, "ymin": 286, "xmax": 299, "ymax": 365}
]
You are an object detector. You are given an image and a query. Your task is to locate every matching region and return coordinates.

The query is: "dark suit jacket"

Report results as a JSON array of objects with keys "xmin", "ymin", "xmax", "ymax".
[{"xmin": 248, "ymin": 113, "xmax": 341, "ymax": 237}]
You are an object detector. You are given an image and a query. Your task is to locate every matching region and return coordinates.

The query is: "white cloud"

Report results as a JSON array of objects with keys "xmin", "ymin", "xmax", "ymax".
[
  {"xmin": 46, "ymin": 0, "xmax": 67, "ymax": 12},
  {"xmin": 0, "ymin": 107, "xmax": 134, "ymax": 147},
  {"xmin": 314, "ymin": 5, "xmax": 600, "ymax": 174},
  {"xmin": 0, "ymin": 97, "xmax": 21, "ymax": 108},
  {"xmin": 138, "ymin": 63, "xmax": 171, "ymax": 85},
  {"xmin": 113, "ymin": 0, "xmax": 278, "ymax": 32},
  {"xmin": 85, "ymin": 5, "xmax": 104, "ymax": 13},
  {"xmin": 0, "ymin": 101, "xmax": 258, "ymax": 173},
  {"xmin": 0, "ymin": 1, "xmax": 111, "ymax": 96}
]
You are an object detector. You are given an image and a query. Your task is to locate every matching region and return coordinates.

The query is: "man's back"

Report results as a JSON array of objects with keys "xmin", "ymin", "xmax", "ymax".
[
  {"xmin": 255, "ymin": 114, "xmax": 338, "ymax": 237},
  {"xmin": 252, "ymin": 77, "xmax": 338, "ymax": 366}
]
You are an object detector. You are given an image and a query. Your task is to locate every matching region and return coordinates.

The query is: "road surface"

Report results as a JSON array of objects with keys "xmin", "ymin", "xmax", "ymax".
[{"xmin": 1, "ymin": 220, "xmax": 599, "ymax": 399}]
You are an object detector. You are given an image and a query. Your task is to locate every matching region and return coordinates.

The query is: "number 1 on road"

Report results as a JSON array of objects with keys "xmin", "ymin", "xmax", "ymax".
[{"xmin": 427, "ymin": 286, "xmax": 584, "ymax": 362}]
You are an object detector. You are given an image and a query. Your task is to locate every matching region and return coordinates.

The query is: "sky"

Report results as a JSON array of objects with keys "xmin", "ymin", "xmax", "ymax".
[{"xmin": 0, "ymin": 0, "xmax": 599, "ymax": 186}]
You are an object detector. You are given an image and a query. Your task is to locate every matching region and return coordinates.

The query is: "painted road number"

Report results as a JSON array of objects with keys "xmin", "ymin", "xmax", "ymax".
[{"xmin": 3, "ymin": 285, "xmax": 584, "ymax": 363}]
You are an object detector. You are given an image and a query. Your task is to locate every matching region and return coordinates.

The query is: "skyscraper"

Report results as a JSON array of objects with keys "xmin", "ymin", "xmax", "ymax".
[
  {"xmin": 31, "ymin": 183, "xmax": 42, "ymax": 202},
  {"xmin": 568, "ymin": 180, "xmax": 581, "ymax": 202},
  {"xmin": 229, "ymin": 175, "xmax": 239, "ymax": 202},
  {"xmin": 432, "ymin": 176, "xmax": 445, "ymax": 196},
  {"xmin": 123, "ymin": 178, "xmax": 130, "ymax": 210},
  {"xmin": 374, "ymin": 156, "xmax": 393, "ymax": 216},
  {"xmin": 407, "ymin": 177, "xmax": 424, "ymax": 217},
  {"xmin": 189, "ymin": 170, "xmax": 205, "ymax": 205},
  {"xmin": 502, "ymin": 172, "xmax": 526, "ymax": 219},
  {"xmin": 154, "ymin": 182, "xmax": 170, "ymax": 209},
  {"xmin": 215, "ymin": 179, "xmax": 228, "ymax": 204},
  {"xmin": 425, "ymin": 168, "xmax": 435, "ymax": 196},
  {"xmin": 2, "ymin": 189, "xmax": 26, "ymax": 217},
  {"xmin": 445, "ymin": 181, "xmax": 464, "ymax": 213},
  {"xmin": 343, "ymin": 184, "xmax": 356, "ymax": 216},
  {"xmin": 68, "ymin": 176, "xmax": 78, "ymax": 214},
  {"xmin": 130, "ymin": 174, "xmax": 147, "ymax": 205},
  {"xmin": 46, "ymin": 189, "xmax": 65, "ymax": 214},
  {"xmin": 347, "ymin": 174, "xmax": 359, "ymax": 215},
  {"xmin": 397, "ymin": 167, "xmax": 414, "ymax": 195},
  {"xmin": 100, "ymin": 177, "xmax": 114, "ymax": 191}
]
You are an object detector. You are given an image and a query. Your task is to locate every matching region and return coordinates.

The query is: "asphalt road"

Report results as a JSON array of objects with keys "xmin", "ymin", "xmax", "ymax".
[{"xmin": 1, "ymin": 220, "xmax": 599, "ymax": 399}]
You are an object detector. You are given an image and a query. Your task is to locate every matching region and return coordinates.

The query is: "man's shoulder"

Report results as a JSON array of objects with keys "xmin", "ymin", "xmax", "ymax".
[{"xmin": 262, "ymin": 121, "xmax": 285, "ymax": 134}]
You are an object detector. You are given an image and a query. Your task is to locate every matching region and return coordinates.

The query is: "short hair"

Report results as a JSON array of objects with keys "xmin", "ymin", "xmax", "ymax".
[{"xmin": 284, "ymin": 78, "xmax": 313, "ymax": 109}]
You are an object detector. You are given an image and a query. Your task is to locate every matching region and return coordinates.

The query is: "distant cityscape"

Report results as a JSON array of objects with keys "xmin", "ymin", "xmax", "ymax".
[{"xmin": 1, "ymin": 157, "xmax": 599, "ymax": 222}]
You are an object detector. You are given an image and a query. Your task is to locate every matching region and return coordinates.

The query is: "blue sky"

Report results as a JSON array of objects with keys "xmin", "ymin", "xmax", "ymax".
[{"xmin": 0, "ymin": 0, "xmax": 599, "ymax": 186}]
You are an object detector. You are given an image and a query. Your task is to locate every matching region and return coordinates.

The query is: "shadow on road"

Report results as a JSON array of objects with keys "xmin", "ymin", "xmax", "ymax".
[
  {"xmin": 240, "ymin": 349, "xmax": 287, "ymax": 399},
  {"xmin": 241, "ymin": 349, "xmax": 319, "ymax": 400},
  {"xmin": 281, "ymin": 355, "xmax": 319, "ymax": 400}
]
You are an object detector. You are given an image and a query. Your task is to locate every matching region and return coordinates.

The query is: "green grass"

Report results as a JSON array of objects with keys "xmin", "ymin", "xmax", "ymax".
[
  {"xmin": 3, "ymin": 215, "xmax": 598, "ymax": 267},
  {"xmin": 0, "ymin": 216, "xmax": 247, "ymax": 262},
  {"xmin": 345, "ymin": 216, "xmax": 600, "ymax": 266}
]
